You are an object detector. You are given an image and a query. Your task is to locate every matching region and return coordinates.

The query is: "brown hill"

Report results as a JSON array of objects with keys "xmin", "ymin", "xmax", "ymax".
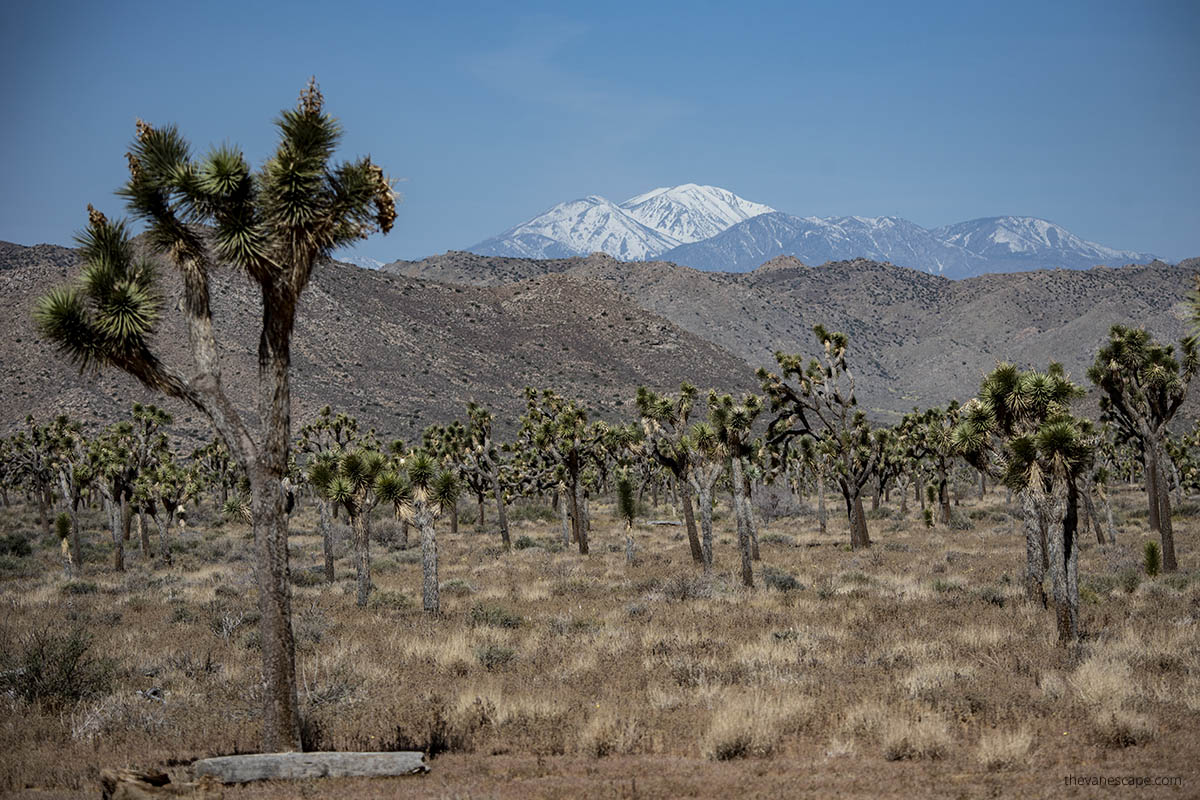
[
  {"xmin": 0, "ymin": 242, "xmax": 757, "ymax": 441},
  {"xmin": 385, "ymin": 251, "xmax": 1197, "ymax": 420}
]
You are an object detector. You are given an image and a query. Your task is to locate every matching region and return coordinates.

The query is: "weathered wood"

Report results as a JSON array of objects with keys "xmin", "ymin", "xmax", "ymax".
[
  {"xmin": 645, "ymin": 520, "xmax": 682, "ymax": 526},
  {"xmin": 193, "ymin": 752, "xmax": 429, "ymax": 784}
]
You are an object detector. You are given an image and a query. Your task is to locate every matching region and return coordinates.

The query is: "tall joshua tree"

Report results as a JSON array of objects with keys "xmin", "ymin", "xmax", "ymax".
[
  {"xmin": 758, "ymin": 327, "xmax": 884, "ymax": 549},
  {"xmin": 33, "ymin": 81, "xmax": 395, "ymax": 752},
  {"xmin": 309, "ymin": 448, "xmax": 386, "ymax": 608},
  {"xmin": 708, "ymin": 391, "xmax": 762, "ymax": 587},
  {"xmin": 636, "ymin": 384, "xmax": 704, "ymax": 565},
  {"xmin": 1087, "ymin": 326, "xmax": 1196, "ymax": 572}
]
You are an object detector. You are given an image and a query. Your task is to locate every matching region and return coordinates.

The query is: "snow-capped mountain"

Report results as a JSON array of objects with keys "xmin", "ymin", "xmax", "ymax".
[
  {"xmin": 335, "ymin": 254, "xmax": 385, "ymax": 270},
  {"xmin": 469, "ymin": 184, "xmax": 772, "ymax": 260},
  {"xmin": 467, "ymin": 186, "xmax": 1158, "ymax": 277},
  {"xmin": 469, "ymin": 195, "xmax": 683, "ymax": 261},
  {"xmin": 933, "ymin": 217, "xmax": 1156, "ymax": 272},
  {"xmin": 618, "ymin": 184, "xmax": 774, "ymax": 244}
]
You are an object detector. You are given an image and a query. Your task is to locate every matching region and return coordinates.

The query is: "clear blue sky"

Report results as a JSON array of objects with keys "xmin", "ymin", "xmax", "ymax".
[{"xmin": 3, "ymin": 0, "xmax": 1198, "ymax": 262}]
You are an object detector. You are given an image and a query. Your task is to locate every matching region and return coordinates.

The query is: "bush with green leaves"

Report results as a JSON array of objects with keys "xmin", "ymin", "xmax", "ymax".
[
  {"xmin": 1143, "ymin": 541, "xmax": 1162, "ymax": 577},
  {"xmin": 1, "ymin": 627, "xmax": 115, "ymax": 708}
]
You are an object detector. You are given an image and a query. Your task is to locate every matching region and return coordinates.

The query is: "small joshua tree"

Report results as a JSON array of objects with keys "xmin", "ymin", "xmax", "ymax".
[
  {"xmin": 708, "ymin": 391, "xmax": 762, "ymax": 587},
  {"xmin": 375, "ymin": 451, "xmax": 459, "ymax": 614},
  {"xmin": 618, "ymin": 473, "xmax": 636, "ymax": 565}
]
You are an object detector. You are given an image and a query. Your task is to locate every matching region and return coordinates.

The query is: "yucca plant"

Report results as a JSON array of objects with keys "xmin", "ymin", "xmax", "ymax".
[
  {"xmin": 32, "ymin": 81, "xmax": 395, "ymax": 751},
  {"xmin": 375, "ymin": 450, "xmax": 459, "ymax": 614},
  {"xmin": 1088, "ymin": 325, "xmax": 1196, "ymax": 572},
  {"xmin": 309, "ymin": 448, "xmax": 388, "ymax": 608},
  {"xmin": 759, "ymin": 327, "xmax": 884, "ymax": 551},
  {"xmin": 618, "ymin": 473, "xmax": 636, "ymax": 564},
  {"xmin": 1143, "ymin": 540, "xmax": 1162, "ymax": 577}
]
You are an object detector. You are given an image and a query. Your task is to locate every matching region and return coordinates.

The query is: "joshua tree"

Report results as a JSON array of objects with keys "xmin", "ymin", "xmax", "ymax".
[
  {"xmin": 298, "ymin": 407, "xmax": 366, "ymax": 581},
  {"xmin": 10, "ymin": 417, "xmax": 58, "ymax": 539},
  {"xmin": 685, "ymin": 421, "xmax": 726, "ymax": 572},
  {"xmin": 190, "ymin": 438, "xmax": 239, "ymax": 508},
  {"xmin": 707, "ymin": 391, "xmax": 762, "ymax": 587},
  {"xmin": 41, "ymin": 415, "xmax": 92, "ymax": 570},
  {"xmin": 375, "ymin": 450, "xmax": 458, "ymax": 613},
  {"xmin": 135, "ymin": 454, "xmax": 198, "ymax": 566},
  {"xmin": 618, "ymin": 472, "xmax": 637, "ymax": 564},
  {"xmin": 901, "ymin": 403, "xmax": 961, "ymax": 526},
  {"xmin": 33, "ymin": 81, "xmax": 395, "ymax": 751},
  {"xmin": 758, "ymin": 327, "xmax": 884, "ymax": 549},
  {"xmin": 308, "ymin": 448, "xmax": 387, "ymax": 607},
  {"xmin": 636, "ymin": 384, "xmax": 704, "ymax": 564},
  {"xmin": 1087, "ymin": 325, "xmax": 1196, "ymax": 572},
  {"xmin": 954, "ymin": 363, "xmax": 1095, "ymax": 642}
]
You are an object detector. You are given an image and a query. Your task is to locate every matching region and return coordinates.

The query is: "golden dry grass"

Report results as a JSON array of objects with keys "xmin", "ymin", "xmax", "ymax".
[{"xmin": 0, "ymin": 486, "xmax": 1197, "ymax": 798}]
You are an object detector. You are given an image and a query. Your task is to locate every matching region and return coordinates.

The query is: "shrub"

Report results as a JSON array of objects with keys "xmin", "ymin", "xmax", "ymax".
[
  {"xmin": 948, "ymin": 511, "xmax": 972, "ymax": 531},
  {"xmin": 1143, "ymin": 541, "xmax": 1161, "ymax": 577},
  {"xmin": 469, "ymin": 602, "xmax": 522, "ymax": 629},
  {"xmin": 1093, "ymin": 710, "xmax": 1154, "ymax": 748},
  {"xmin": 368, "ymin": 591, "xmax": 413, "ymax": 612},
  {"xmin": 0, "ymin": 627, "xmax": 115, "ymax": 708},
  {"xmin": 1118, "ymin": 568, "xmax": 1141, "ymax": 594},
  {"xmin": 508, "ymin": 503, "xmax": 557, "ymax": 523},
  {"xmin": 291, "ymin": 566, "xmax": 327, "ymax": 587},
  {"xmin": 759, "ymin": 532, "xmax": 795, "ymax": 547},
  {"xmin": 513, "ymin": 535, "xmax": 539, "ymax": 550},
  {"xmin": 761, "ymin": 566, "xmax": 804, "ymax": 592},
  {"xmin": 976, "ymin": 586, "xmax": 1005, "ymax": 607},
  {"xmin": 0, "ymin": 533, "xmax": 32, "ymax": 557},
  {"xmin": 440, "ymin": 579, "xmax": 475, "ymax": 597},
  {"xmin": 881, "ymin": 716, "xmax": 950, "ymax": 761},
  {"xmin": 475, "ymin": 643, "xmax": 516, "ymax": 671},
  {"xmin": 975, "ymin": 727, "xmax": 1031, "ymax": 770},
  {"xmin": 55, "ymin": 513, "xmax": 71, "ymax": 540},
  {"xmin": 922, "ymin": 509, "xmax": 934, "ymax": 528},
  {"xmin": 61, "ymin": 581, "xmax": 99, "ymax": 596}
]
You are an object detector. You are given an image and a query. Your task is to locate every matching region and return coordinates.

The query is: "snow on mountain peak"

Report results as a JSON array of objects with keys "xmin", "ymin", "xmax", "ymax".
[{"xmin": 619, "ymin": 184, "xmax": 775, "ymax": 244}]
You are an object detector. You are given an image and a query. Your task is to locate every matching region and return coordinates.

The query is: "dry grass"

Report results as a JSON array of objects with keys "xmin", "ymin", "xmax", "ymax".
[{"xmin": 0, "ymin": 486, "xmax": 1197, "ymax": 797}]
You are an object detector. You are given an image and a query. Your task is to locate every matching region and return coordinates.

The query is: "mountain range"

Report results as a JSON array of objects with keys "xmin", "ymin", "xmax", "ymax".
[
  {"xmin": 468, "ymin": 184, "xmax": 1158, "ymax": 278},
  {"xmin": 2, "ymin": 240, "xmax": 1193, "ymax": 442}
]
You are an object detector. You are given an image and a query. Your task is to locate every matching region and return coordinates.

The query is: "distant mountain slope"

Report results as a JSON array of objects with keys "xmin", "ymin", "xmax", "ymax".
[
  {"xmin": 0, "ymin": 241, "xmax": 757, "ymax": 441},
  {"xmin": 387, "ymin": 250, "xmax": 1195, "ymax": 420},
  {"xmin": 466, "ymin": 185, "xmax": 1159, "ymax": 277}
]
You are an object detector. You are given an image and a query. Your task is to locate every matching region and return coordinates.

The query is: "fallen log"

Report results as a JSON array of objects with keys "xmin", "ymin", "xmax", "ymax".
[
  {"xmin": 645, "ymin": 520, "xmax": 682, "ymax": 526},
  {"xmin": 192, "ymin": 751, "xmax": 429, "ymax": 784}
]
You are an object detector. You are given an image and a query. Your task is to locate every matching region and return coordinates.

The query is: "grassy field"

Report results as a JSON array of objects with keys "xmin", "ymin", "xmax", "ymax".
[{"xmin": 0, "ymin": 487, "xmax": 1197, "ymax": 798}]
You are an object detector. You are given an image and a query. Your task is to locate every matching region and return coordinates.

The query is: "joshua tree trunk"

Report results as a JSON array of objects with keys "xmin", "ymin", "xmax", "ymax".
[
  {"xmin": 731, "ymin": 457, "xmax": 753, "ymax": 587},
  {"xmin": 1144, "ymin": 456, "xmax": 1161, "ymax": 532},
  {"xmin": 744, "ymin": 475, "xmax": 760, "ymax": 561},
  {"xmin": 419, "ymin": 510, "xmax": 439, "ymax": 613},
  {"xmin": 250, "ymin": 461, "xmax": 301, "ymax": 753},
  {"xmin": 351, "ymin": 510, "xmax": 370, "ymax": 608},
  {"xmin": 1149, "ymin": 441, "xmax": 1177, "ymax": 571},
  {"xmin": 1020, "ymin": 489, "xmax": 1047, "ymax": 607},
  {"xmin": 979, "ymin": 471, "xmax": 986, "ymax": 500},
  {"xmin": 476, "ymin": 493, "xmax": 486, "ymax": 528},
  {"xmin": 558, "ymin": 487, "xmax": 571, "ymax": 546},
  {"xmin": 319, "ymin": 500, "xmax": 334, "ymax": 582},
  {"xmin": 871, "ymin": 478, "xmax": 882, "ymax": 512},
  {"xmin": 698, "ymin": 482, "xmax": 714, "ymax": 573},
  {"xmin": 36, "ymin": 491, "xmax": 51, "ymax": 540},
  {"xmin": 848, "ymin": 493, "xmax": 870, "ymax": 549},
  {"xmin": 1047, "ymin": 481, "xmax": 1080, "ymax": 644},
  {"xmin": 678, "ymin": 478, "xmax": 703, "ymax": 564},
  {"xmin": 625, "ymin": 521, "xmax": 635, "ymax": 565},
  {"xmin": 937, "ymin": 466, "xmax": 951, "ymax": 525},
  {"xmin": 570, "ymin": 481, "xmax": 588, "ymax": 555},
  {"xmin": 138, "ymin": 512, "xmax": 153, "ymax": 560},
  {"xmin": 816, "ymin": 472, "xmax": 827, "ymax": 534},
  {"xmin": 493, "ymin": 474, "xmax": 509, "ymax": 549},
  {"xmin": 155, "ymin": 510, "xmax": 173, "ymax": 566}
]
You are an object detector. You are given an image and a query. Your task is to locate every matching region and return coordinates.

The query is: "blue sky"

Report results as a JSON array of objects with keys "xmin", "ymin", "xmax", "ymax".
[{"xmin": 3, "ymin": 0, "xmax": 1198, "ymax": 262}]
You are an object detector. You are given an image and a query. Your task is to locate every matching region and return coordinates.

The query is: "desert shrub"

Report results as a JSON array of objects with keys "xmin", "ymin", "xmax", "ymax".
[
  {"xmin": 975, "ymin": 727, "xmax": 1031, "ymax": 770},
  {"xmin": 1093, "ymin": 710, "xmax": 1154, "ymax": 748},
  {"xmin": 513, "ymin": 535, "xmax": 539, "ymax": 550},
  {"xmin": 662, "ymin": 573, "xmax": 712, "ymax": 602},
  {"xmin": 291, "ymin": 566, "xmax": 327, "ymax": 587},
  {"xmin": 932, "ymin": 579, "xmax": 964, "ymax": 594},
  {"xmin": 0, "ymin": 533, "xmax": 32, "ymax": 557},
  {"xmin": 948, "ymin": 511, "xmax": 972, "ymax": 531},
  {"xmin": 469, "ymin": 602, "xmax": 522, "ymax": 629},
  {"xmin": 61, "ymin": 580, "xmax": 99, "ymax": 596},
  {"xmin": 923, "ymin": 509, "xmax": 934, "ymax": 528},
  {"xmin": 1143, "ymin": 541, "xmax": 1161, "ymax": 577},
  {"xmin": 881, "ymin": 716, "xmax": 950, "ymax": 761},
  {"xmin": 580, "ymin": 708, "xmax": 642, "ymax": 757},
  {"xmin": 368, "ymin": 591, "xmax": 413, "ymax": 612},
  {"xmin": 373, "ymin": 518, "xmax": 407, "ymax": 549},
  {"xmin": 866, "ymin": 506, "xmax": 892, "ymax": 521},
  {"xmin": 475, "ymin": 643, "xmax": 516, "ymax": 671},
  {"xmin": 440, "ymin": 579, "xmax": 475, "ymax": 597},
  {"xmin": 761, "ymin": 566, "xmax": 803, "ymax": 592},
  {"xmin": 759, "ymin": 532, "xmax": 795, "ymax": 547},
  {"xmin": 1118, "ymin": 568, "xmax": 1141, "ymax": 594},
  {"xmin": 1, "ymin": 627, "xmax": 115, "ymax": 708},
  {"xmin": 976, "ymin": 586, "xmax": 1005, "ymax": 607}
]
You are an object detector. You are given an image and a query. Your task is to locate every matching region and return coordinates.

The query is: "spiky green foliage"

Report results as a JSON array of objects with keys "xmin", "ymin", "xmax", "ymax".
[
  {"xmin": 617, "ymin": 474, "xmax": 636, "ymax": 527},
  {"xmin": 1143, "ymin": 540, "xmax": 1162, "ymax": 577}
]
